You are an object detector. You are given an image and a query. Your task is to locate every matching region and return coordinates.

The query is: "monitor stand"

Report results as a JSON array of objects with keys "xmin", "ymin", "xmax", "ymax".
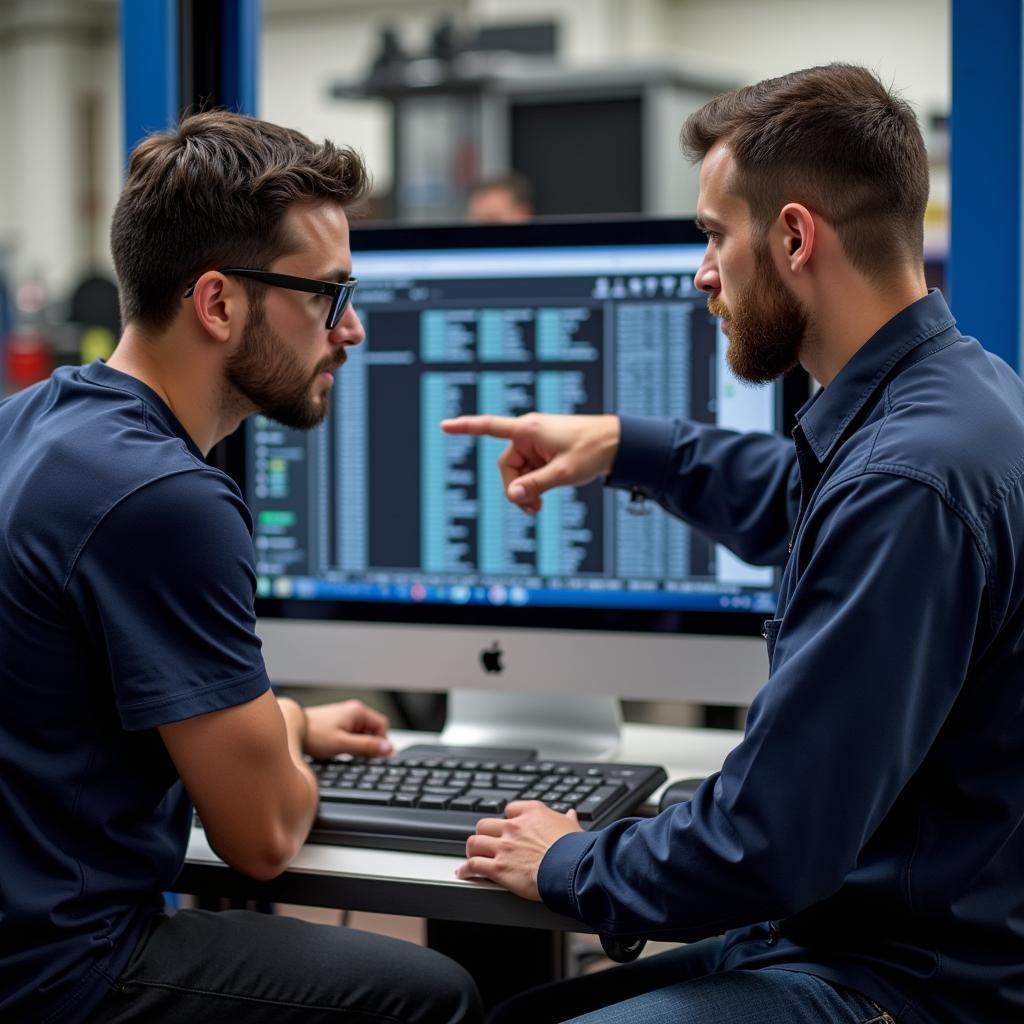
[{"xmin": 440, "ymin": 689, "xmax": 622, "ymax": 761}]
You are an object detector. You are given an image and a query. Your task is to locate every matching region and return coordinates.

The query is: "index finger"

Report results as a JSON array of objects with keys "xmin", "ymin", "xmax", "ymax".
[{"xmin": 440, "ymin": 415, "xmax": 520, "ymax": 440}]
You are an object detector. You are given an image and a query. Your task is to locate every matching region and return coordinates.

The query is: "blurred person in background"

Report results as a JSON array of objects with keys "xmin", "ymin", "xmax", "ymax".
[{"xmin": 467, "ymin": 171, "xmax": 534, "ymax": 223}]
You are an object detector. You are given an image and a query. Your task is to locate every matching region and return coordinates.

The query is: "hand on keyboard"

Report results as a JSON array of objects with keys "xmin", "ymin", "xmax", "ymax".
[
  {"xmin": 456, "ymin": 801, "xmax": 583, "ymax": 900},
  {"xmin": 308, "ymin": 747, "xmax": 666, "ymax": 856},
  {"xmin": 302, "ymin": 700, "xmax": 393, "ymax": 761}
]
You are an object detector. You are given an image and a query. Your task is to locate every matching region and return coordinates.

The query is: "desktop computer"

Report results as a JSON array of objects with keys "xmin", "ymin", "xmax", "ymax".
[{"xmin": 222, "ymin": 217, "xmax": 805, "ymax": 766}]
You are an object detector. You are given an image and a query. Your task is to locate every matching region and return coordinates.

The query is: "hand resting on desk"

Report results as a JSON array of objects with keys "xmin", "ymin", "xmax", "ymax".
[{"xmin": 456, "ymin": 800, "xmax": 583, "ymax": 900}]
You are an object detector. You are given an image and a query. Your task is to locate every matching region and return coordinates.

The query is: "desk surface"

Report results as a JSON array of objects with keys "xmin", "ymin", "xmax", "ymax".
[{"xmin": 179, "ymin": 723, "xmax": 741, "ymax": 931}]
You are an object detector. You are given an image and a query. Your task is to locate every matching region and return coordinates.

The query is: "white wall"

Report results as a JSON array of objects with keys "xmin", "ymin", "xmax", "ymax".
[
  {"xmin": 0, "ymin": 0, "xmax": 951, "ymax": 299},
  {"xmin": 262, "ymin": 0, "xmax": 949, "ymax": 212},
  {"xmin": 0, "ymin": 35, "xmax": 13, "ymax": 280},
  {"xmin": 0, "ymin": 0, "xmax": 119, "ymax": 301},
  {"xmin": 668, "ymin": 0, "xmax": 949, "ymax": 118}
]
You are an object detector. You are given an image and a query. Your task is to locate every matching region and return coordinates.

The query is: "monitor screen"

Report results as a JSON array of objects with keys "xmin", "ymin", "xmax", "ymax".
[{"xmin": 224, "ymin": 218, "xmax": 805, "ymax": 727}]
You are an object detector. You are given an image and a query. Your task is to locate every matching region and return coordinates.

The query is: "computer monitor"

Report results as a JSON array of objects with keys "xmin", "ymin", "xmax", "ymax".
[{"xmin": 223, "ymin": 217, "xmax": 806, "ymax": 757}]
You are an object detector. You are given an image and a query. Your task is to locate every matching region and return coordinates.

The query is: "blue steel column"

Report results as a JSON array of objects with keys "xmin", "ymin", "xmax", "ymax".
[
  {"xmin": 121, "ymin": 0, "xmax": 180, "ymax": 159},
  {"xmin": 949, "ymin": 0, "xmax": 1022, "ymax": 370},
  {"xmin": 121, "ymin": 0, "xmax": 261, "ymax": 162},
  {"xmin": 219, "ymin": 0, "xmax": 261, "ymax": 115}
]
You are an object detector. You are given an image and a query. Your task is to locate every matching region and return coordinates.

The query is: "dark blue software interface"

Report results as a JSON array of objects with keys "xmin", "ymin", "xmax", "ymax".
[{"xmin": 243, "ymin": 222, "xmax": 781, "ymax": 619}]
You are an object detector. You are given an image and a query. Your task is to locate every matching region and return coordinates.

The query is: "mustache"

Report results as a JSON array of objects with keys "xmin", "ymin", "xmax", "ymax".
[
  {"xmin": 315, "ymin": 352, "xmax": 347, "ymax": 377},
  {"xmin": 707, "ymin": 296, "xmax": 729, "ymax": 319}
]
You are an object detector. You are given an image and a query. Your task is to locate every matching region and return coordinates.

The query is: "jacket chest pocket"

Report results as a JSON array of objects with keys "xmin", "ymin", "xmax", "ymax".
[{"xmin": 761, "ymin": 618, "xmax": 783, "ymax": 670}]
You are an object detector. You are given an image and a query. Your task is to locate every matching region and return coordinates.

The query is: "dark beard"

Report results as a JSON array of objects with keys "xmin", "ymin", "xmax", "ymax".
[
  {"xmin": 226, "ymin": 301, "xmax": 339, "ymax": 430},
  {"xmin": 710, "ymin": 241, "xmax": 807, "ymax": 385}
]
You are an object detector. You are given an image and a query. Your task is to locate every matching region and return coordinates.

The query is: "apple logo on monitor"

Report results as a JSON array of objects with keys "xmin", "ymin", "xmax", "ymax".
[{"xmin": 480, "ymin": 641, "xmax": 504, "ymax": 674}]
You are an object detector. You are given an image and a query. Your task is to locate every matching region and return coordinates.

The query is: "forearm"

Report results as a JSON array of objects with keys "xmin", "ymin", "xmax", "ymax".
[
  {"xmin": 278, "ymin": 696, "xmax": 310, "ymax": 766},
  {"xmin": 271, "ymin": 696, "xmax": 319, "ymax": 852}
]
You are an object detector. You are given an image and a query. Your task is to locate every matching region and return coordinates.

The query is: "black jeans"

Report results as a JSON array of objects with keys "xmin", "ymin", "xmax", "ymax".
[{"xmin": 86, "ymin": 909, "xmax": 483, "ymax": 1023}]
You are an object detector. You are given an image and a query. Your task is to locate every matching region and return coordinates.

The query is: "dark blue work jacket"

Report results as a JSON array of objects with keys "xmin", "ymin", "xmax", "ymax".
[{"xmin": 538, "ymin": 290, "xmax": 1024, "ymax": 1024}]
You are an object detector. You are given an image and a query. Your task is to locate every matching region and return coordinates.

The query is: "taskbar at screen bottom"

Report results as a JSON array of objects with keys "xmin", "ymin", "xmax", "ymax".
[{"xmin": 256, "ymin": 576, "xmax": 779, "ymax": 614}]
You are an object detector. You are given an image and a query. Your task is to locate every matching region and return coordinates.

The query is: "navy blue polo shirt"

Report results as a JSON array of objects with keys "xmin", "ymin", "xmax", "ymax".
[
  {"xmin": 539, "ymin": 291, "xmax": 1024, "ymax": 1023},
  {"xmin": 0, "ymin": 361, "xmax": 270, "ymax": 1023}
]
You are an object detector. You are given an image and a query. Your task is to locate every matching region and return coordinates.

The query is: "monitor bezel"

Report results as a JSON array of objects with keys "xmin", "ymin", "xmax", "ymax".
[{"xmin": 219, "ymin": 216, "xmax": 807, "ymax": 641}]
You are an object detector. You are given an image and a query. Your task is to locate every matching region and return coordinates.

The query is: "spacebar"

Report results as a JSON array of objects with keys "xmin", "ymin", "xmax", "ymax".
[
  {"xmin": 315, "ymin": 802, "xmax": 482, "ymax": 840},
  {"xmin": 319, "ymin": 787, "xmax": 394, "ymax": 803}
]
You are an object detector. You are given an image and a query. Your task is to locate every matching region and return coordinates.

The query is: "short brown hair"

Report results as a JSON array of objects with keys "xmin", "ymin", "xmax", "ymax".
[
  {"xmin": 110, "ymin": 110, "xmax": 370, "ymax": 329},
  {"xmin": 681, "ymin": 64, "xmax": 929, "ymax": 278}
]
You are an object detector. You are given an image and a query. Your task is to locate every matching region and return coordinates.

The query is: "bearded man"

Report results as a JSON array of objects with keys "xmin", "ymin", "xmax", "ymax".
[
  {"xmin": 442, "ymin": 64, "xmax": 1024, "ymax": 1024},
  {"xmin": 0, "ymin": 110, "xmax": 481, "ymax": 1024}
]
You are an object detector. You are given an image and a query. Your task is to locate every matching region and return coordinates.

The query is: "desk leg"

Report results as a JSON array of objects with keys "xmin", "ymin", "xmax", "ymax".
[{"xmin": 426, "ymin": 919, "xmax": 566, "ymax": 1010}]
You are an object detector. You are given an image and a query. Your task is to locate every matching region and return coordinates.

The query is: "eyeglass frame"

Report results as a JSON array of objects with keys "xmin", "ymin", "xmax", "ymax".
[{"xmin": 183, "ymin": 268, "xmax": 358, "ymax": 330}]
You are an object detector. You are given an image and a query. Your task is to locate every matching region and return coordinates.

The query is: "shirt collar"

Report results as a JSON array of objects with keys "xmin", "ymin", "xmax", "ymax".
[
  {"xmin": 79, "ymin": 358, "xmax": 206, "ymax": 461},
  {"xmin": 795, "ymin": 289, "xmax": 958, "ymax": 462}
]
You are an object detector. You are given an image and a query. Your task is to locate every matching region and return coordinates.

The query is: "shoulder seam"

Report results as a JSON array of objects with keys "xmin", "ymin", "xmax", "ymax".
[
  {"xmin": 62, "ymin": 465, "xmax": 226, "ymax": 592},
  {"xmin": 818, "ymin": 465, "xmax": 993, "ymax": 631}
]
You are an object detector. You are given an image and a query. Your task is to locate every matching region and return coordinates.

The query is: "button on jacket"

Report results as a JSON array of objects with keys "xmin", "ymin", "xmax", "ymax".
[{"xmin": 538, "ymin": 291, "xmax": 1024, "ymax": 1024}]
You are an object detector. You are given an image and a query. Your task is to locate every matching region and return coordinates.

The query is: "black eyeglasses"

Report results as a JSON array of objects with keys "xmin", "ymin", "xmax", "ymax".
[{"xmin": 184, "ymin": 268, "xmax": 358, "ymax": 329}]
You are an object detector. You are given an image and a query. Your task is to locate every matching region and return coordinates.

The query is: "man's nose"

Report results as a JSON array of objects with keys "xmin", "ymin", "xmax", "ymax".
[
  {"xmin": 330, "ymin": 304, "xmax": 365, "ymax": 347},
  {"xmin": 694, "ymin": 254, "xmax": 719, "ymax": 294}
]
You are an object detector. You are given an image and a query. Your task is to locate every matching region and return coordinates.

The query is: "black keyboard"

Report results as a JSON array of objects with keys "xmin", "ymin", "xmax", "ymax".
[{"xmin": 309, "ymin": 744, "xmax": 668, "ymax": 855}]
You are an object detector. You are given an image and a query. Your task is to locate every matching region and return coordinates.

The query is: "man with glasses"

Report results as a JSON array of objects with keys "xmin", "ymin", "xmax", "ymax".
[{"xmin": 0, "ymin": 111, "xmax": 481, "ymax": 1024}]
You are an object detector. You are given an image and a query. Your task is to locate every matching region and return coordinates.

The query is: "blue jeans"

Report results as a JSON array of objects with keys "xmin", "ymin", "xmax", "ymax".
[{"xmin": 488, "ymin": 939, "xmax": 893, "ymax": 1024}]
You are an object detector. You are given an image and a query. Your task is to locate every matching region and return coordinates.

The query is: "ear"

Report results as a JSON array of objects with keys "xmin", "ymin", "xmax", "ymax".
[
  {"xmin": 778, "ymin": 203, "xmax": 815, "ymax": 274},
  {"xmin": 188, "ymin": 271, "xmax": 239, "ymax": 344}
]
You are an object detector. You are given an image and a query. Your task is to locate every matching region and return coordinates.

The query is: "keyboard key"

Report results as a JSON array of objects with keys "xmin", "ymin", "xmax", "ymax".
[
  {"xmin": 417, "ymin": 794, "xmax": 452, "ymax": 809},
  {"xmin": 320, "ymin": 787, "xmax": 394, "ymax": 805},
  {"xmin": 462, "ymin": 788, "xmax": 521, "ymax": 806},
  {"xmin": 574, "ymin": 784, "xmax": 626, "ymax": 821},
  {"xmin": 476, "ymin": 798, "xmax": 507, "ymax": 813},
  {"xmin": 496, "ymin": 773, "xmax": 533, "ymax": 787}
]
